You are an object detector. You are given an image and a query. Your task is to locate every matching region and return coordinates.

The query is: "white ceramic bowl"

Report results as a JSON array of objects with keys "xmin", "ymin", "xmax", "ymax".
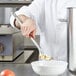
[{"xmin": 31, "ymin": 60, "xmax": 68, "ymax": 76}]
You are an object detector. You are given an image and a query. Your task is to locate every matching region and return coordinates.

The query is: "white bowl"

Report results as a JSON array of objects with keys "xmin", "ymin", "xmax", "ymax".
[{"xmin": 31, "ymin": 60, "xmax": 68, "ymax": 76}]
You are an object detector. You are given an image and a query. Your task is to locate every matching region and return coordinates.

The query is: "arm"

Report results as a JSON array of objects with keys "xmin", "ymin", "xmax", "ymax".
[
  {"xmin": 14, "ymin": 15, "xmax": 29, "ymax": 29},
  {"xmin": 15, "ymin": 14, "xmax": 36, "ymax": 38},
  {"xmin": 10, "ymin": 0, "xmax": 45, "ymax": 38}
]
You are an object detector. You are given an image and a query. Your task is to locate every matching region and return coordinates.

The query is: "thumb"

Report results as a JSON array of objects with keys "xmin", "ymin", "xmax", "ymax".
[{"xmin": 29, "ymin": 30, "xmax": 36, "ymax": 38}]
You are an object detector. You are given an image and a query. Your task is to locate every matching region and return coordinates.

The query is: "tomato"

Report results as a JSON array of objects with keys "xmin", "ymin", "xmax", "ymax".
[{"xmin": 0, "ymin": 69, "xmax": 15, "ymax": 76}]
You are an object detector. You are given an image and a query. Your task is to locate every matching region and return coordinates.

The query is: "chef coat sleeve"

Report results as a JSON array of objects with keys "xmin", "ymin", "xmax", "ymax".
[{"xmin": 10, "ymin": 0, "xmax": 45, "ymax": 28}]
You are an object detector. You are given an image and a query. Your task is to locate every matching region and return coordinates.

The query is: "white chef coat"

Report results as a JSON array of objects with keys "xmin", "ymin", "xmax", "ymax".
[{"xmin": 10, "ymin": 0, "xmax": 76, "ymax": 61}]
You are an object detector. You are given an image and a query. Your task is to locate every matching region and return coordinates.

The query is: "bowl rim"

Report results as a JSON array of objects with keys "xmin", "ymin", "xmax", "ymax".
[{"xmin": 31, "ymin": 60, "xmax": 68, "ymax": 67}]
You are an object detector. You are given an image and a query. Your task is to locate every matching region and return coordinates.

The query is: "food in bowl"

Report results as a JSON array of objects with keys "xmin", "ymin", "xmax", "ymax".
[
  {"xmin": 31, "ymin": 60, "xmax": 68, "ymax": 76},
  {"xmin": 39, "ymin": 53, "xmax": 53, "ymax": 60}
]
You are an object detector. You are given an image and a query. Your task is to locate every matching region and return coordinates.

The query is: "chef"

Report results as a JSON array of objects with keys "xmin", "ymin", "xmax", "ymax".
[{"xmin": 10, "ymin": 0, "xmax": 76, "ymax": 61}]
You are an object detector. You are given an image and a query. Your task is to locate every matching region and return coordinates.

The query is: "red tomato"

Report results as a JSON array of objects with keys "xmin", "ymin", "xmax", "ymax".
[{"xmin": 0, "ymin": 69, "xmax": 15, "ymax": 76}]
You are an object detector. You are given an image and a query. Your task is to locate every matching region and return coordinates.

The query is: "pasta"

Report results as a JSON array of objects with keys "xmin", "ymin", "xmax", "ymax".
[{"xmin": 39, "ymin": 53, "xmax": 53, "ymax": 60}]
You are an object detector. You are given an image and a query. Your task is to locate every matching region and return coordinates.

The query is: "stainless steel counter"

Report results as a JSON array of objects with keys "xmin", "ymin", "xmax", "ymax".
[
  {"xmin": 0, "ymin": 64, "xmax": 76, "ymax": 76},
  {"xmin": 0, "ymin": 0, "xmax": 32, "ymax": 7},
  {"xmin": 0, "ymin": 64, "xmax": 38, "ymax": 76}
]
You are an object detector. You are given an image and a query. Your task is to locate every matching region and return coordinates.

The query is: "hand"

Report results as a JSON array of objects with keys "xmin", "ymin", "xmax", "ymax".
[{"xmin": 20, "ymin": 18, "xmax": 36, "ymax": 38}]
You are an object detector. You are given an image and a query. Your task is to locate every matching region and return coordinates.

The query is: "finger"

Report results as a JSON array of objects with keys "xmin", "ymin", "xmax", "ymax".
[
  {"xmin": 29, "ymin": 31, "xmax": 34, "ymax": 38},
  {"xmin": 25, "ymin": 35, "xmax": 29, "ymax": 38},
  {"xmin": 21, "ymin": 25, "xmax": 25, "ymax": 33},
  {"xmin": 28, "ymin": 25, "xmax": 36, "ymax": 36},
  {"xmin": 30, "ymin": 29, "xmax": 36, "ymax": 38},
  {"xmin": 29, "ymin": 29, "xmax": 36, "ymax": 38},
  {"xmin": 21, "ymin": 26, "xmax": 27, "ymax": 37},
  {"xmin": 24, "ymin": 26, "xmax": 30, "ymax": 37},
  {"xmin": 24, "ymin": 26, "xmax": 35, "ymax": 38}
]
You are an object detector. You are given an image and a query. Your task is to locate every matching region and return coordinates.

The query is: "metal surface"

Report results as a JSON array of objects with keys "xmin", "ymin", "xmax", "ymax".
[
  {"xmin": 0, "ymin": 64, "xmax": 75, "ymax": 76},
  {"xmin": 0, "ymin": 43, "xmax": 4, "ymax": 53},
  {"xmin": 0, "ymin": 0, "xmax": 31, "ymax": 25},
  {"xmin": 0, "ymin": 0, "xmax": 31, "ymax": 7},
  {"xmin": 0, "ymin": 25, "xmax": 20, "ymax": 34},
  {"xmin": 0, "ymin": 26, "xmax": 24, "ymax": 61},
  {"xmin": 0, "ymin": 64, "xmax": 38, "ymax": 76},
  {"xmin": 68, "ymin": 8, "xmax": 76, "ymax": 72}
]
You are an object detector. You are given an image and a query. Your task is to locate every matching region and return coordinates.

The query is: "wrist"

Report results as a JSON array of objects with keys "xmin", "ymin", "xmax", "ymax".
[
  {"xmin": 14, "ymin": 19, "xmax": 21, "ymax": 29},
  {"xmin": 14, "ymin": 14, "xmax": 29, "ymax": 29}
]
